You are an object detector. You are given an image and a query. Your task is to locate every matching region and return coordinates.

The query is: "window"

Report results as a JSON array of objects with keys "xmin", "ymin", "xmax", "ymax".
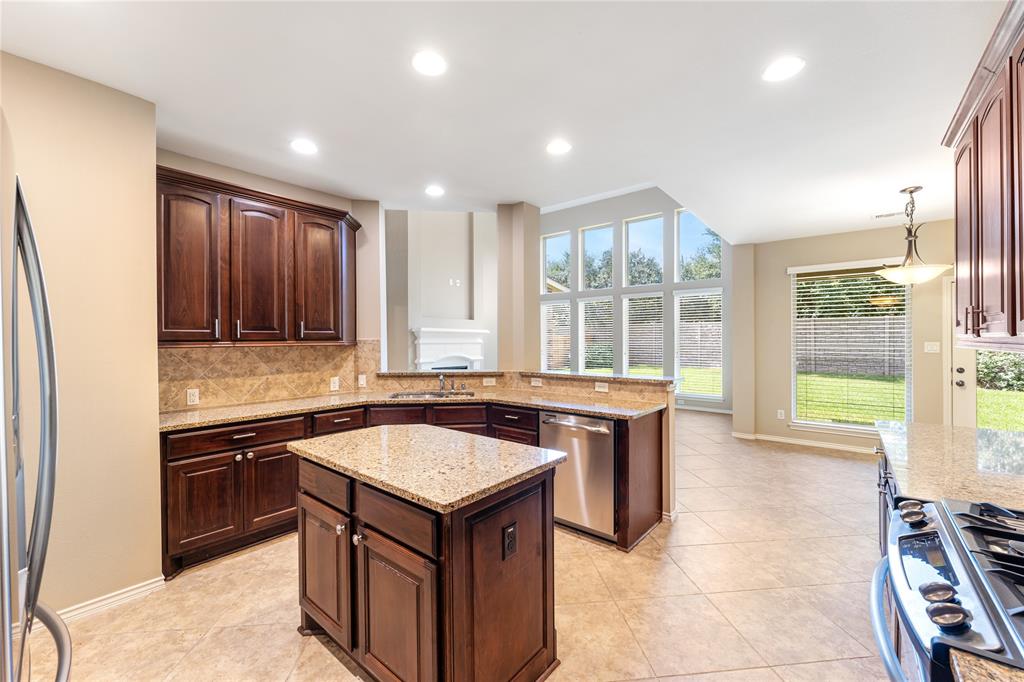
[
  {"xmin": 580, "ymin": 297, "xmax": 614, "ymax": 374},
  {"xmin": 624, "ymin": 294, "xmax": 664, "ymax": 377},
  {"xmin": 976, "ymin": 350, "xmax": 1024, "ymax": 432},
  {"xmin": 581, "ymin": 224, "xmax": 613, "ymax": 289},
  {"xmin": 541, "ymin": 301, "xmax": 571, "ymax": 372},
  {"xmin": 676, "ymin": 291, "xmax": 723, "ymax": 397},
  {"xmin": 543, "ymin": 232, "xmax": 571, "ymax": 293},
  {"xmin": 677, "ymin": 210, "xmax": 721, "ymax": 281},
  {"xmin": 792, "ymin": 270, "xmax": 911, "ymax": 427},
  {"xmin": 625, "ymin": 215, "xmax": 663, "ymax": 286}
]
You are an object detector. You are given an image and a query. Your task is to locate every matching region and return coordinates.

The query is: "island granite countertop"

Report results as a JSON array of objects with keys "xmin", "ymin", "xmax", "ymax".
[
  {"xmin": 159, "ymin": 389, "xmax": 666, "ymax": 432},
  {"xmin": 287, "ymin": 423, "xmax": 567, "ymax": 513}
]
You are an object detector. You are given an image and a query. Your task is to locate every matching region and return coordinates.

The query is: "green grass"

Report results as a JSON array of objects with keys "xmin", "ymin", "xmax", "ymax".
[
  {"xmin": 978, "ymin": 387, "xmax": 1024, "ymax": 431},
  {"xmin": 677, "ymin": 367, "xmax": 723, "ymax": 397},
  {"xmin": 795, "ymin": 372, "xmax": 906, "ymax": 425}
]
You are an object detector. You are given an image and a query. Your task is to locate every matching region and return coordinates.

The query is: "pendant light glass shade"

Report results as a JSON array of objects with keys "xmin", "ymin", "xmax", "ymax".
[{"xmin": 874, "ymin": 186, "xmax": 952, "ymax": 286}]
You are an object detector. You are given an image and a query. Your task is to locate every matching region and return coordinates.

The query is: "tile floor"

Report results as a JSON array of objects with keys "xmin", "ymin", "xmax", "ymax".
[{"xmin": 33, "ymin": 411, "xmax": 887, "ymax": 681}]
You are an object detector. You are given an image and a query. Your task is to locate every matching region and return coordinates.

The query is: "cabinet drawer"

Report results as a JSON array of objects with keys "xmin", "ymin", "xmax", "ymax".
[
  {"xmin": 313, "ymin": 408, "xmax": 366, "ymax": 434},
  {"xmin": 445, "ymin": 424, "xmax": 490, "ymax": 437},
  {"xmin": 488, "ymin": 405, "xmax": 538, "ymax": 431},
  {"xmin": 368, "ymin": 406, "xmax": 426, "ymax": 426},
  {"xmin": 430, "ymin": 404, "xmax": 487, "ymax": 425},
  {"xmin": 166, "ymin": 417, "xmax": 306, "ymax": 460},
  {"xmin": 491, "ymin": 425, "xmax": 539, "ymax": 446},
  {"xmin": 355, "ymin": 483, "xmax": 438, "ymax": 558},
  {"xmin": 299, "ymin": 459, "xmax": 351, "ymax": 512}
]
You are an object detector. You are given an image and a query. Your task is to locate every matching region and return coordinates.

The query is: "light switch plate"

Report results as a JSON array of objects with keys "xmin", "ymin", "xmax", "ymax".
[
  {"xmin": 483, "ymin": 377, "xmax": 497, "ymax": 386},
  {"xmin": 186, "ymin": 388, "xmax": 200, "ymax": 406},
  {"xmin": 777, "ymin": 409, "xmax": 785, "ymax": 420},
  {"xmin": 357, "ymin": 374, "xmax": 367, "ymax": 388},
  {"xmin": 594, "ymin": 382, "xmax": 609, "ymax": 393},
  {"xmin": 924, "ymin": 342, "xmax": 941, "ymax": 354},
  {"xmin": 530, "ymin": 377, "xmax": 543, "ymax": 387},
  {"xmin": 330, "ymin": 376, "xmax": 340, "ymax": 392}
]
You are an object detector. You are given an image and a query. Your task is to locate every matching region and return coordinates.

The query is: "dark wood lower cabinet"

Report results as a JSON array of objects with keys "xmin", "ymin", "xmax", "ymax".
[
  {"xmin": 244, "ymin": 444, "xmax": 298, "ymax": 532},
  {"xmin": 298, "ymin": 493, "xmax": 352, "ymax": 651},
  {"xmin": 491, "ymin": 424, "xmax": 539, "ymax": 446},
  {"xmin": 165, "ymin": 451, "xmax": 243, "ymax": 556}
]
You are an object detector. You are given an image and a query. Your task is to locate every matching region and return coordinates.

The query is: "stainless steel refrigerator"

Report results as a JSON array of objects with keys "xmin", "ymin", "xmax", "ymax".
[{"xmin": 0, "ymin": 113, "xmax": 71, "ymax": 680}]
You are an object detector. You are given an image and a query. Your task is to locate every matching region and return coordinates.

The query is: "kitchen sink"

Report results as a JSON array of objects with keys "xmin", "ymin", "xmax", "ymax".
[{"xmin": 389, "ymin": 390, "xmax": 475, "ymax": 399}]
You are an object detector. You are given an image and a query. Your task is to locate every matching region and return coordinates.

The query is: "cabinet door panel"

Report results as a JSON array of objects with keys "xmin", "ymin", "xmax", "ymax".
[
  {"xmin": 295, "ymin": 212, "xmax": 342, "ymax": 341},
  {"xmin": 977, "ymin": 64, "xmax": 1014, "ymax": 338},
  {"xmin": 1015, "ymin": 43, "xmax": 1024, "ymax": 336},
  {"xmin": 157, "ymin": 184, "xmax": 223, "ymax": 341},
  {"xmin": 231, "ymin": 198, "xmax": 289, "ymax": 341},
  {"xmin": 491, "ymin": 424, "xmax": 539, "ymax": 446},
  {"xmin": 357, "ymin": 529, "xmax": 437, "ymax": 682},
  {"xmin": 341, "ymin": 222, "xmax": 357, "ymax": 344},
  {"xmin": 243, "ymin": 444, "xmax": 297, "ymax": 531},
  {"xmin": 299, "ymin": 493, "xmax": 352, "ymax": 651},
  {"xmin": 955, "ymin": 122, "xmax": 979, "ymax": 338},
  {"xmin": 166, "ymin": 452, "xmax": 242, "ymax": 555}
]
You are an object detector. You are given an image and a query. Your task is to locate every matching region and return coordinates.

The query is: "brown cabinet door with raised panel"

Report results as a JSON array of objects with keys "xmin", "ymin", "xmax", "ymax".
[
  {"xmin": 955, "ymin": 122, "xmax": 979, "ymax": 338},
  {"xmin": 157, "ymin": 183, "xmax": 225, "ymax": 341},
  {"xmin": 243, "ymin": 444, "xmax": 297, "ymax": 532},
  {"xmin": 166, "ymin": 452, "xmax": 243, "ymax": 555},
  {"xmin": 977, "ymin": 63, "xmax": 1014, "ymax": 338},
  {"xmin": 357, "ymin": 528, "xmax": 437, "ymax": 682},
  {"xmin": 299, "ymin": 493, "xmax": 352, "ymax": 651},
  {"xmin": 1014, "ymin": 40, "xmax": 1024, "ymax": 336},
  {"xmin": 230, "ymin": 198, "xmax": 290, "ymax": 341},
  {"xmin": 295, "ymin": 212, "xmax": 342, "ymax": 341}
]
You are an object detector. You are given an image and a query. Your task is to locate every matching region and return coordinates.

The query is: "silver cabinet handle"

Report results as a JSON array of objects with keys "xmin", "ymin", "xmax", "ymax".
[
  {"xmin": 232, "ymin": 432, "xmax": 257, "ymax": 440},
  {"xmin": 352, "ymin": 533, "xmax": 365, "ymax": 546},
  {"xmin": 335, "ymin": 524, "xmax": 345, "ymax": 535},
  {"xmin": 234, "ymin": 454, "xmax": 243, "ymax": 462},
  {"xmin": 333, "ymin": 417, "xmax": 352, "ymax": 423},
  {"xmin": 214, "ymin": 318, "xmax": 220, "ymax": 339},
  {"xmin": 541, "ymin": 418, "xmax": 610, "ymax": 435},
  {"xmin": 236, "ymin": 319, "xmax": 241, "ymax": 338},
  {"xmin": 504, "ymin": 415, "xmax": 520, "ymax": 420},
  {"xmin": 299, "ymin": 320, "xmax": 305, "ymax": 339},
  {"xmin": 246, "ymin": 451, "xmax": 254, "ymax": 459},
  {"xmin": 871, "ymin": 559, "xmax": 908, "ymax": 682}
]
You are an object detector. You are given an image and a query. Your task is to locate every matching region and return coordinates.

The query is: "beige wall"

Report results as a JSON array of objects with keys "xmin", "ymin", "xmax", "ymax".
[
  {"xmin": 1, "ymin": 53, "xmax": 161, "ymax": 609},
  {"xmin": 351, "ymin": 199, "xmax": 382, "ymax": 343},
  {"xmin": 730, "ymin": 244, "xmax": 756, "ymax": 434},
  {"xmin": 497, "ymin": 202, "xmax": 540, "ymax": 370},
  {"xmin": 733, "ymin": 219, "xmax": 954, "ymax": 449}
]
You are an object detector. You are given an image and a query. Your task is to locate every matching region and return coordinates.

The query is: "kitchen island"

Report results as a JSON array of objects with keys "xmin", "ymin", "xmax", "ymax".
[{"xmin": 287, "ymin": 424, "xmax": 566, "ymax": 682}]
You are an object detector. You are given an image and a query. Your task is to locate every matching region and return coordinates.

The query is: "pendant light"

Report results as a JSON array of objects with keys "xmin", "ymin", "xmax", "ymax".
[{"xmin": 875, "ymin": 186, "xmax": 952, "ymax": 285}]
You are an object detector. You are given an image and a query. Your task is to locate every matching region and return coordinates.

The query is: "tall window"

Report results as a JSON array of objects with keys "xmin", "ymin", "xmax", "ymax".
[
  {"xmin": 792, "ymin": 270, "xmax": 911, "ymax": 427},
  {"xmin": 625, "ymin": 215, "xmax": 663, "ymax": 286},
  {"xmin": 581, "ymin": 224, "xmax": 613, "ymax": 289},
  {"xmin": 624, "ymin": 294, "xmax": 664, "ymax": 377},
  {"xmin": 676, "ymin": 291, "xmax": 723, "ymax": 397},
  {"xmin": 543, "ymin": 232, "xmax": 571, "ymax": 293},
  {"xmin": 580, "ymin": 297, "xmax": 614, "ymax": 374},
  {"xmin": 541, "ymin": 301, "xmax": 571, "ymax": 372},
  {"xmin": 678, "ymin": 210, "xmax": 721, "ymax": 281}
]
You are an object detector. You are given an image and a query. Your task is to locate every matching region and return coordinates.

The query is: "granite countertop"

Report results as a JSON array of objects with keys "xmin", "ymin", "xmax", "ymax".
[
  {"xmin": 876, "ymin": 421, "xmax": 1024, "ymax": 509},
  {"xmin": 287, "ymin": 424, "xmax": 567, "ymax": 513},
  {"xmin": 951, "ymin": 649, "xmax": 1024, "ymax": 681},
  {"xmin": 159, "ymin": 389, "xmax": 667, "ymax": 432}
]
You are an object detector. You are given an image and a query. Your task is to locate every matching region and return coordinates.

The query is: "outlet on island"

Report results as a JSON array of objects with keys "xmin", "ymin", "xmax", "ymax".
[{"xmin": 531, "ymin": 377, "xmax": 543, "ymax": 387}]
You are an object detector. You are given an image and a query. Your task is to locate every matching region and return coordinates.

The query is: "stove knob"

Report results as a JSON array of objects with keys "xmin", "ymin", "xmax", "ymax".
[
  {"xmin": 919, "ymin": 581, "xmax": 958, "ymax": 603},
  {"xmin": 898, "ymin": 500, "xmax": 924, "ymax": 513},
  {"xmin": 900, "ymin": 508, "xmax": 928, "ymax": 527},
  {"xmin": 926, "ymin": 602, "xmax": 971, "ymax": 632}
]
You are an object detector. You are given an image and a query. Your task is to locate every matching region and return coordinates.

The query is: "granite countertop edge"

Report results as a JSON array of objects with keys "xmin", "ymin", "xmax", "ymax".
[{"xmin": 950, "ymin": 648, "xmax": 1024, "ymax": 681}]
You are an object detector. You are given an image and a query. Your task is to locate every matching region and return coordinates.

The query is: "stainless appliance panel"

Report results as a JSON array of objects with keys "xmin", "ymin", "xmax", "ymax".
[{"xmin": 540, "ymin": 411, "xmax": 615, "ymax": 540}]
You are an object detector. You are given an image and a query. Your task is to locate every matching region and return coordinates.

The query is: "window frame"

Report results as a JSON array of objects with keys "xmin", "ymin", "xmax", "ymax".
[
  {"xmin": 578, "ymin": 222, "xmax": 615, "ymax": 291},
  {"xmin": 623, "ymin": 292, "xmax": 666, "ymax": 378},
  {"xmin": 674, "ymin": 288, "xmax": 725, "ymax": 399},
  {"xmin": 675, "ymin": 208, "xmax": 723, "ymax": 284},
  {"xmin": 578, "ymin": 295, "xmax": 616, "ymax": 376},
  {"xmin": 623, "ymin": 212, "xmax": 665, "ymax": 288},
  {"xmin": 541, "ymin": 230, "xmax": 573, "ymax": 294},
  {"xmin": 540, "ymin": 299, "xmax": 572, "ymax": 373}
]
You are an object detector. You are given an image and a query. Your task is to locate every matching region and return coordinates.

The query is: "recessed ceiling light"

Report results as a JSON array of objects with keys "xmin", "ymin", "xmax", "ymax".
[
  {"xmin": 546, "ymin": 138, "xmax": 572, "ymax": 156},
  {"xmin": 290, "ymin": 138, "xmax": 318, "ymax": 155},
  {"xmin": 412, "ymin": 50, "xmax": 447, "ymax": 77},
  {"xmin": 761, "ymin": 55, "xmax": 806, "ymax": 82},
  {"xmin": 425, "ymin": 184, "xmax": 445, "ymax": 197}
]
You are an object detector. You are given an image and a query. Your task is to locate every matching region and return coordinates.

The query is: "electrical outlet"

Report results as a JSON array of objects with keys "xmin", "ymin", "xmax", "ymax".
[
  {"xmin": 594, "ymin": 382, "xmax": 609, "ymax": 393},
  {"xmin": 502, "ymin": 522, "xmax": 518, "ymax": 560},
  {"xmin": 530, "ymin": 377, "xmax": 543, "ymax": 387},
  {"xmin": 186, "ymin": 388, "xmax": 200, "ymax": 406},
  {"xmin": 330, "ymin": 376, "xmax": 340, "ymax": 392},
  {"xmin": 924, "ymin": 341, "xmax": 941, "ymax": 354},
  {"xmin": 776, "ymin": 409, "xmax": 785, "ymax": 420},
  {"xmin": 357, "ymin": 374, "xmax": 367, "ymax": 388},
  {"xmin": 483, "ymin": 377, "xmax": 496, "ymax": 386}
]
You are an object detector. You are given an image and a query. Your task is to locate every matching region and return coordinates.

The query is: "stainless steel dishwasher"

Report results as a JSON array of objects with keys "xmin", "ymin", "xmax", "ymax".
[{"xmin": 539, "ymin": 411, "xmax": 615, "ymax": 540}]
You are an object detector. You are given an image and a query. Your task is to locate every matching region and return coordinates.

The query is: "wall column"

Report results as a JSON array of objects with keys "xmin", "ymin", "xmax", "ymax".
[
  {"xmin": 497, "ymin": 202, "xmax": 540, "ymax": 370},
  {"xmin": 730, "ymin": 244, "xmax": 756, "ymax": 436}
]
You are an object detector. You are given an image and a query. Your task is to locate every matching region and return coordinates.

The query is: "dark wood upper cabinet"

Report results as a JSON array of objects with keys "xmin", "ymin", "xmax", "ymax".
[
  {"xmin": 157, "ymin": 184, "xmax": 226, "ymax": 341},
  {"xmin": 243, "ymin": 443, "xmax": 298, "ymax": 532},
  {"xmin": 295, "ymin": 212, "xmax": 343, "ymax": 341},
  {"xmin": 955, "ymin": 122, "xmax": 979, "ymax": 339},
  {"xmin": 1014, "ymin": 39, "xmax": 1024, "ymax": 335},
  {"xmin": 231, "ymin": 198, "xmax": 290, "ymax": 341}
]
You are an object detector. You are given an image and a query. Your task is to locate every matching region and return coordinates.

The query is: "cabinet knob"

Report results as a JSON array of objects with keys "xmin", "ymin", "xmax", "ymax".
[
  {"xmin": 234, "ymin": 454, "xmax": 242, "ymax": 462},
  {"xmin": 352, "ymin": 533, "xmax": 364, "ymax": 546},
  {"xmin": 246, "ymin": 451, "xmax": 254, "ymax": 459},
  {"xmin": 335, "ymin": 524, "xmax": 345, "ymax": 535}
]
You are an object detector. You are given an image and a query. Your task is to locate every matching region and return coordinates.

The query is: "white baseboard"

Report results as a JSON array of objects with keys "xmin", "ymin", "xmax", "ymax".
[
  {"xmin": 730, "ymin": 431, "xmax": 876, "ymax": 455},
  {"xmin": 58, "ymin": 576, "xmax": 164, "ymax": 622},
  {"xmin": 661, "ymin": 510, "xmax": 679, "ymax": 522}
]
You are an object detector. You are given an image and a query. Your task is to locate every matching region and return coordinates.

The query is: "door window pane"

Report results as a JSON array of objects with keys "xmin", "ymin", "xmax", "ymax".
[
  {"xmin": 625, "ymin": 295, "xmax": 664, "ymax": 376},
  {"xmin": 543, "ymin": 232, "xmax": 571, "ymax": 293},
  {"xmin": 580, "ymin": 298, "xmax": 614, "ymax": 374},
  {"xmin": 976, "ymin": 350, "xmax": 1024, "ymax": 431},
  {"xmin": 581, "ymin": 224, "xmax": 613, "ymax": 289},
  {"xmin": 541, "ymin": 301, "xmax": 571, "ymax": 372},
  {"xmin": 678, "ymin": 210, "xmax": 722, "ymax": 281},
  {"xmin": 625, "ymin": 215, "xmax": 663, "ymax": 286}
]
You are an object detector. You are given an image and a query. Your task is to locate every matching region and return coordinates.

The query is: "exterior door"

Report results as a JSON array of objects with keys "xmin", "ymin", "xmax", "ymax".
[
  {"xmin": 298, "ymin": 493, "xmax": 352, "ymax": 651},
  {"xmin": 243, "ymin": 443, "xmax": 297, "ymax": 531},
  {"xmin": 295, "ymin": 212, "xmax": 342, "ymax": 341},
  {"xmin": 166, "ymin": 452, "xmax": 243, "ymax": 555},
  {"xmin": 356, "ymin": 528, "xmax": 437, "ymax": 682},
  {"xmin": 230, "ymin": 198, "xmax": 289, "ymax": 341},
  {"xmin": 157, "ymin": 183, "xmax": 224, "ymax": 341}
]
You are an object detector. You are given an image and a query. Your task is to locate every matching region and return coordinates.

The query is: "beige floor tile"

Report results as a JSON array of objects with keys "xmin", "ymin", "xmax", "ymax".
[
  {"xmin": 555, "ymin": 527, "xmax": 604, "ymax": 557},
  {"xmin": 792, "ymin": 583, "xmax": 876, "ymax": 653},
  {"xmin": 30, "ymin": 629, "xmax": 204, "ymax": 682},
  {"xmin": 773, "ymin": 656, "xmax": 888, "ymax": 681},
  {"xmin": 677, "ymin": 471, "xmax": 713, "ymax": 488},
  {"xmin": 555, "ymin": 553, "xmax": 613, "ymax": 604},
  {"xmin": 735, "ymin": 540, "xmax": 864, "ymax": 587},
  {"xmin": 590, "ymin": 540, "xmax": 699, "ymax": 598},
  {"xmin": 650, "ymin": 513, "xmax": 728, "ymax": 547},
  {"xmin": 676, "ymin": 487, "xmax": 744, "ymax": 512},
  {"xmin": 287, "ymin": 635, "xmax": 364, "ymax": 681},
  {"xmin": 551, "ymin": 602, "xmax": 654, "ymax": 681},
  {"xmin": 678, "ymin": 455, "xmax": 725, "ymax": 470},
  {"xmin": 657, "ymin": 669, "xmax": 782, "ymax": 681},
  {"xmin": 217, "ymin": 567, "xmax": 301, "ymax": 627},
  {"xmin": 166, "ymin": 624, "xmax": 306, "ymax": 681},
  {"xmin": 667, "ymin": 544, "xmax": 784, "ymax": 592},
  {"xmin": 709, "ymin": 589, "xmax": 870, "ymax": 665},
  {"xmin": 617, "ymin": 595, "xmax": 766, "ymax": 676}
]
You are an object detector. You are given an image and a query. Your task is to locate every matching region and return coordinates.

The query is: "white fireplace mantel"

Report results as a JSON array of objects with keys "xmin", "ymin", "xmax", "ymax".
[{"xmin": 412, "ymin": 327, "xmax": 490, "ymax": 370}]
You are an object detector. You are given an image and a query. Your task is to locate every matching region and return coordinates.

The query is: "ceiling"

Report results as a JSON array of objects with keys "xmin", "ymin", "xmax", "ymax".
[{"xmin": 1, "ymin": 1, "xmax": 1005, "ymax": 244}]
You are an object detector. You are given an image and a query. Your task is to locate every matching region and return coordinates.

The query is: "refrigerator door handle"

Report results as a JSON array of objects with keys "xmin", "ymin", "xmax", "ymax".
[
  {"xmin": 33, "ymin": 601, "xmax": 70, "ymax": 682},
  {"xmin": 13, "ymin": 178, "xmax": 62, "ymax": 662}
]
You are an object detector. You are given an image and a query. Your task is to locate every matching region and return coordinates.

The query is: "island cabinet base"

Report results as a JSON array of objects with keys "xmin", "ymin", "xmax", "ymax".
[{"xmin": 297, "ymin": 459, "xmax": 559, "ymax": 682}]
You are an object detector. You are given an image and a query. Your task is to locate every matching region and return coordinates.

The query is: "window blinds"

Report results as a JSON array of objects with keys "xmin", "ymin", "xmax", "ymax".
[
  {"xmin": 625, "ymin": 295, "xmax": 664, "ymax": 376},
  {"xmin": 541, "ymin": 301, "xmax": 571, "ymax": 372},
  {"xmin": 676, "ymin": 291, "xmax": 723, "ymax": 397},
  {"xmin": 792, "ymin": 270, "xmax": 911, "ymax": 426},
  {"xmin": 581, "ymin": 298, "xmax": 614, "ymax": 374}
]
